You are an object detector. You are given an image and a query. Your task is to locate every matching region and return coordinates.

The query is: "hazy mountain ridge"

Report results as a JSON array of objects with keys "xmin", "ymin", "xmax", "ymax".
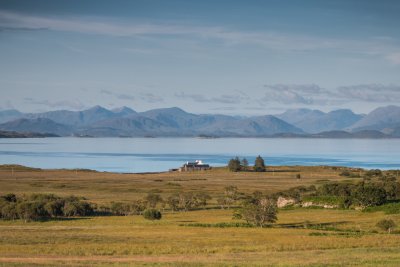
[
  {"xmin": 348, "ymin": 105, "xmax": 400, "ymax": 133},
  {"xmin": 276, "ymin": 108, "xmax": 364, "ymax": 133},
  {"xmin": 0, "ymin": 105, "xmax": 398, "ymax": 137}
]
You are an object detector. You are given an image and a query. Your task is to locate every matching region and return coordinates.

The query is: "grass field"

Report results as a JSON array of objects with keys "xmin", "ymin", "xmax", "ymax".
[
  {"xmin": 0, "ymin": 165, "xmax": 399, "ymax": 266},
  {"xmin": 0, "ymin": 165, "xmax": 356, "ymax": 204}
]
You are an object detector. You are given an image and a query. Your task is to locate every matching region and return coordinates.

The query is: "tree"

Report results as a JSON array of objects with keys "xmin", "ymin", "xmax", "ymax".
[
  {"xmin": 63, "ymin": 200, "xmax": 93, "ymax": 217},
  {"xmin": 352, "ymin": 183, "xmax": 387, "ymax": 208},
  {"xmin": 241, "ymin": 158, "xmax": 249, "ymax": 171},
  {"xmin": 143, "ymin": 209, "xmax": 162, "ymax": 220},
  {"xmin": 110, "ymin": 202, "xmax": 131, "ymax": 216},
  {"xmin": 1, "ymin": 193, "xmax": 17, "ymax": 202},
  {"xmin": 44, "ymin": 200, "xmax": 64, "ymax": 217},
  {"xmin": 195, "ymin": 192, "xmax": 212, "ymax": 208},
  {"xmin": 16, "ymin": 202, "xmax": 46, "ymax": 222},
  {"xmin": 222, "ymin": 186, "xmax": 238, "ymax": 209},
  {"xmin": 167, "ymin": 194, "xmax": 180, "ymax": 211},
  {"xmin": 130, "ymin": 200, "xmax": 146, "ymax": 215},
  {"xmin": 0, "ymin": 202, "xmax": 18, "ymax": 220},
  {"xmin": 145, "ymin": 193, "xmax": 163, "ymax": 208},
  {"xmin": 254, "ymin": 155, "xmax": 266, "ymax": 172},
  {"xmin": 228, "ymin": 157, "xmax": 241, "ymax": 172},
  {"xmin": 236, "ymin": 196, "xmax": 277, "ymax": 227},
  {"xmin": 376, "ymin": 219, "xmax": 397, "ymax": 234}
]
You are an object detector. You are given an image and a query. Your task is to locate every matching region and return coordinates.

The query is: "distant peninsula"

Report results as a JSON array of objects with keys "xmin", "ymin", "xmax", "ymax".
[{"xmin": 0, "ymin": 130, "xmax": 59, "ymax": 138}]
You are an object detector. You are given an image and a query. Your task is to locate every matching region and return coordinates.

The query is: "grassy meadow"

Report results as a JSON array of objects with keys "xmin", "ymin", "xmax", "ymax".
[{"xmin": 0, "ymin": 165, "xmax": 400, "ymax": 266}]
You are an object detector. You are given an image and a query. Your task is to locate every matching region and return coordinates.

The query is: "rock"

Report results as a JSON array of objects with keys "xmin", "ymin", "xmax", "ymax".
[{"xmin": 277, "ymin": 196, "xmax": 296, "ymax": 208}]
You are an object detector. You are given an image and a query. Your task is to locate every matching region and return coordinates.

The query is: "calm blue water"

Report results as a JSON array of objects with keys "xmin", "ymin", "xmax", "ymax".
[{"xmin": 0, "ymin": 137, "xmax": 399, "ymax": 172}]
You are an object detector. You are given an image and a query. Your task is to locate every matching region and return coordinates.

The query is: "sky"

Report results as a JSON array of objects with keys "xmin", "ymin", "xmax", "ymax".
[{"xmin": 1, "ymin": 0, "xmax": 400, "ymax": 115}]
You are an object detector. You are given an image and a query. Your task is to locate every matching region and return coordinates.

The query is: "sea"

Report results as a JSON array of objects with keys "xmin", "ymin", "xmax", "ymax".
[{"xmin": 0, "ymin": 137, "xmax": 399, "ymax": 173}]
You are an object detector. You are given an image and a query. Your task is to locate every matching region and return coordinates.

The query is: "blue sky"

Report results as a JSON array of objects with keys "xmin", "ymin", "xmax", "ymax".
[{"xmin": 1, "ymin": 0, "xmax": 400, "ymax": 114}]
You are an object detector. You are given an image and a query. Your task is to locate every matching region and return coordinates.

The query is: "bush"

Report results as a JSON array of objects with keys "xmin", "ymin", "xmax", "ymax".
[
  {"xmin": 143, "ymin": 209, "xmax": 162, "ymax": 220},
  {"xmin": 376, "ymin": 219, "xmax": 397, "ymax": 233}
]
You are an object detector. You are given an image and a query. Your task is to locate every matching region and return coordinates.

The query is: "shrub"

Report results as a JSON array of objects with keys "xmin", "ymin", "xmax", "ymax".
[
  {"xmin": 143, "ymin": 209, "xmax": 162, "ymax": 220},
  {"xmin": 376, "ymin": 219, "xmax": 397, "ymax": 233}
]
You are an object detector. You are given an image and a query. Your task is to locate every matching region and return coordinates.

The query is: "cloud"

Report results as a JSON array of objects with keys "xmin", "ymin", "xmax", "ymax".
[
  {"xmin": 335, "ymin": 84, "xmax": 400, "ymax": 103},
  {"xmin": 100, "ymin": 89, "xmax": 113, "ymax": 95},
  {"xmin": 385, "ymin": 53, "xmax": 400, "ymax": 65},
  {"xmin": 175, "ymin": 92, "xmax": 249, "ymax": 104},
  {"xmin": 262, "ymin": 84, "xmax": 321, "ymax": 105},
  {"xmin": 138, "ymin": 93, "xmax": 163, "ymax": 103},
  {"xmin": 116, "ymin": 94, "xmax": 135, "ymax": 100},
  {"xmin": 1, "ymin": 10, "xmax": 399, "ymax": 63},
  {"xmin": 260, "ymin": 83, "xmax": 400, "ymax": 105},
  {"xmin": 100, "ymin": 90, "xmax": 135, "ymax": 100},
  {"xmin": 23, "ymin": 98, "xmax": 85, "ymax": 110}
]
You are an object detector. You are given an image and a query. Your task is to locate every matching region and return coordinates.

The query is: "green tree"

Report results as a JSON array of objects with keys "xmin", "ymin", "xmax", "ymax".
[
  {"xmin": 0, "ymin": 202, "xmax": 18, "ymax": 220},
  {"xmin": 63, "ymin": 200, "xmax": 93, "ymax": 217},
  {"xmin": 130, "ymin": 200, "xmax": 146, "ymax": 215},
  {"xmin": 1, "ymin": 193, "xmax": 17, "ymax": 202},
  {"xmin": 376, "ymin": 219, "xmax": 397, "ymax": 234},
  {"xmin": 236, "ymin": 196, "xmax": 277, "ymax": 227},
  {"xmin": 167, "ymin": 194, "xmax": 180, "ymax": 211},
  {"xmin": 44, "ymin": 200, "xmax": 64, "ymax": 217},
  {"xmin": 254, "ymin": 155, "xmax": 266, "ymax": 172},
  {"xmin": 195, "ymin": 192, "xmax": 212, "ymax": 208},
  {"xmin": 16, "ymin": 202, "xmax": 46, "ymax": 222},
  {"xmin": 352, "ymin": 183, "xmax": 387, "ymax": 208},
  {"xmin": 110, "ymin": 202, "xmax": 131, "ymax": 216},
  {"xmin": 143, "ymin": 209, "xmax": 162, "ymax": 220},
  {"xmin": 145, "ymin": 193, "xmax": 163, "ymax": 208},
  {"xmin": 228, "ymin": 157, "xmax": 241, "ymax": 172},
  {"xmin": 218, "ymin": 186, "xmax": 239, "ymax": 209}
]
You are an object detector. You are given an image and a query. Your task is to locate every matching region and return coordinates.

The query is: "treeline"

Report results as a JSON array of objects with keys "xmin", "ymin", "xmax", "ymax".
[
  {"xmin": 228, "ymin": 155, "xmax": 266, "ymax": 172},
  {"xmin": 104, "ymin": 191, "xmax": 212, "ymax": 216},
  {"xmin": 314, "ymin": 175, "xmax": 400, "ymax": 208},
  {"xmin": 0, "ymin": 193, "xmax": 93, "ymax": 222},
  {"xmin": 0, "ymin": 191, "xmax": 213, "ymax": 222},
  {"xmin": 278, "ymin": 172, "xmax": 400, "ymax": 209}
]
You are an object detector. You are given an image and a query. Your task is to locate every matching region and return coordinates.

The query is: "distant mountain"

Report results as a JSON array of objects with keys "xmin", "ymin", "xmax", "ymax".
[
  {"xmin": 0, "ymin": 105, "xmax": 399, "ymax": 138},
  {"xmin": 0, "ymin": 109, "xmax": 24, "ymax": 123},
  {"xmin": 183, "ymin": 115, "xmax": 298, "ymax": 137},
  {"xmin": 0, "ymin": 118, "xmax": 73, "ymax": 136},
  {"xmin": 349, "ymin": 105, "xmax": 400, "ymax": 133},
  {"xmin": 77, "ymin": 109, "xmax": 303, "ymax": 137},
  {"xmin": 111, "ymin": 106, "xmax": 137, "ymax": 117},
  {"xmin": 276, "ymin": 108, "xmax": 363, "ymax": 133},
  {"xmin": 27, "ymin": 105, "xmax": 119, "ymax": 127}
]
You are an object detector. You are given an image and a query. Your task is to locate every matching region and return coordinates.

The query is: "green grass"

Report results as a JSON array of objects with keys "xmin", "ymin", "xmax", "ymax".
[
  {"xmin": 302, "ymin": 195, "xmax": 344, "ymax": 205},
  {"xmin": 363, "ymin": 202, "xmax": 400, "ymax": 214}
]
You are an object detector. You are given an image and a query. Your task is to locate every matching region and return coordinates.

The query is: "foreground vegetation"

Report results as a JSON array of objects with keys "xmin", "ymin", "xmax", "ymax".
[{"xmin": 0, "ymin": 164, "xmax": 400, "ymax": 266}]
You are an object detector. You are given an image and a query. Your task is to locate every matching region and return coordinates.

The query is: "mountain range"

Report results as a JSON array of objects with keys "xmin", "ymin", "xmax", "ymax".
[{"xmin": 0, "ymin": 105, "xmax": 399, "ymax": 138}]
